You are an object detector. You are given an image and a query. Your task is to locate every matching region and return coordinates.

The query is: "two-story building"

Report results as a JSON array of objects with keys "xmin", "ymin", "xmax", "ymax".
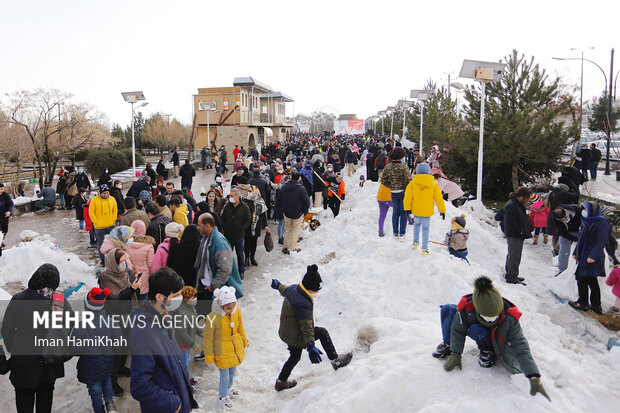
[{"xmin": 191, "ymin": 77, "xmax": 294, "ymax": 154}]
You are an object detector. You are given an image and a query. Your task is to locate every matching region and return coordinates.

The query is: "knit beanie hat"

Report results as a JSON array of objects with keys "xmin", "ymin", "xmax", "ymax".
[
  {"xmin": 416, "ymin": 163, "xmax": 430, "ymax": 175},
  {"xmin": 452, "ymin": 214, "xmax": 466, "ymax": 228},
  {"xmin": 472, "ymin": 277, "xmax": 504, "ymax": 326},
  {"xmin": 302, "ymin": 264, "xmax": 322, "ymax": 291},
  {"xmin": 84, "ymin": 287, "xmax": 110, "ymax": 311},
  {"xmin": 529, "ymin": 194, "xmax": 541, "ymax": 204},
  {"xmin": 131, "ymin": 220, "xmax": 147, "ymax": 236},
  {"xmin": 99, "ymin": 184, "xmax": 110, "ymax": 193},
  {"xmin": 390, "ymin": 147, "xmax": 406, "ymax": 161},
  {"xmin": 181, "ymin": 286, "xmax": 197, "ymax": 300},
  {"xmin": 216, "ymin": 286, "xmax": 237, "ymax": 306},
  {"xmin": 165, "ymin": 222, "xmax": 183, "ymax": 238},
  {"xmin": 28, "ymin": 264, "xmax": 60, "ymax": 291}
]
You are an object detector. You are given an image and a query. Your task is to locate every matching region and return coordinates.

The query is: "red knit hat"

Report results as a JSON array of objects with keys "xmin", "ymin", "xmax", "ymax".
[{"xmin": 84, "ymin": 287, "xmax": 110, "ymax": 311}]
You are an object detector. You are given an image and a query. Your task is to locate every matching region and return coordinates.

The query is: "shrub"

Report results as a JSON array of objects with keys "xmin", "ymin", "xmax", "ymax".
[
  {"xmin": 119, "ymin": 148, "xmax": 145, "ymax": 168},
  {"xmin": 85, "ymin": 148, "xmax": 129, "ymax": 177}
]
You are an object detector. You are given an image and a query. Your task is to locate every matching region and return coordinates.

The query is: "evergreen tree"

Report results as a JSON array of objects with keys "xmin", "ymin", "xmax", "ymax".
[
  {"xmin": 444, "ymin": 50, "xmax": 578, "ymax": 199},
  {"xmin": 589, "ymin": 93, "xmax": 620, "ymax": 136}
]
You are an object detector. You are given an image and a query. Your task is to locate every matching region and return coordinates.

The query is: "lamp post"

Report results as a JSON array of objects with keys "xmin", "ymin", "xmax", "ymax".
[
  {"xmin": 398, "ymin": 100, "xmax": 414, "ymax": 142},
  {"xmin": 410, "ymin": 90, "xmax": 434, "ymax": 156},
  {"xmin": 459, "ymin": 60, "xmax": 506, "ymax": 204},
  {"xmin": 121, "ymin": 91, "xmax": 147, "ymax": 178},
  {"xmin": 199, "ymin": 101, "xmax": 218, "ymax": 148},
  {"xmin": 387, "ymin": 107, "xmax": 396, "ymax": 139},
  {"xmin": 553, "ymin": 48, "xmax": 615, "ymax": 174},
  {"xmin": 378, "ymin": 111, "xmax": 386, "ymax": 135}
]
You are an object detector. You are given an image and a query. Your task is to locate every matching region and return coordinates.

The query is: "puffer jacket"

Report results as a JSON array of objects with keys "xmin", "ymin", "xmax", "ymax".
[
  {"xmin": 529, "ymin": 201, "xmax": 549, "ymax": 228},
  {"xmin": 502, "ymin": 197, "xmax": 532, "ymax": 239},
  {"xmin": 89, "ymin": 195, "xmax": 118, "ymax": 229},
  {"xmin": 450, "ymin": 294, "xmax": 540, "ymax": 378},
  {"xmin": 126, "ymin": 235, "xmax": 155, "ymax": 293},
  {"xmin": 151, "ymin": 238, "xmax": 172, "ymax": 273},
  {"xmin": 204, "ymin": 299, "xmax": 248, "ymax": 370},
  {"xmin": 447, "ymin": 228, "xmax": 469, "ymax": 251},
  {"xmin": 173, "ymin": 302, "xmax": 202, "ymax": 350},
  {"xmin": 403, "ymin": 173, "xmax": 446, "ymax": 217},
  {"xmin": 377, "ymin": 183, "xmax": 392, "ymax": 202},
  {"xmin": 380, "ymin": 160, "xmax": 411, "ymax": 191},
  {"xmin": 277, "ymin": 283, "xmax": 315, "ymax": 348}
]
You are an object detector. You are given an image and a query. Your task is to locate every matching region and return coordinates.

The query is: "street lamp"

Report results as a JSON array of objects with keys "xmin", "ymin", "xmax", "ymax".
[
  {"xmin": 378, "ymin": 110, "xmax": 386, "ymax": 135},
  {"xmin": 459, "ymin": 59, "xmax": 506, "ymax": 204},
  {"xmin": 553, "ymin": 48, "xmax": 615, "ymax": 174},
  {"xmin": 398, "ymin": 99, "xmax": 414, "ymax": 141},
  {"xmin": 387, "ymin": 107, "xmax": 396, "ymax": 139},
  {"xmin": 410, "ymin": 89, "xmax": 434, "ymax": 156},
  {"xmin": 199, "ymin": 101, "xmax": 218, "ymax": 148},
  {"xmin": 121, "ymin": 91, "xmax": 147, "ymax": 177}
]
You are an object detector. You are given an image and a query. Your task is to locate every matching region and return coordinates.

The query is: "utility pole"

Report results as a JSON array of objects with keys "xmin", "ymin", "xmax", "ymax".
[{"xmin": 605, "ymin": 48, "xmax": 615, "ymax": 175}]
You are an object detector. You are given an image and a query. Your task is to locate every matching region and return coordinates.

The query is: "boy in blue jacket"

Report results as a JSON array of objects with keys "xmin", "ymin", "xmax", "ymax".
[{"xmin": 129, "ymin": 267, "xmax": 198, "ymax": 413}]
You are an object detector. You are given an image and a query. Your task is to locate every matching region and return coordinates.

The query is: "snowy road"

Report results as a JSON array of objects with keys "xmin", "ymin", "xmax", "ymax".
[{"xmin": 1, "ymin": 170, "xmax": 619, "ymax": 412}]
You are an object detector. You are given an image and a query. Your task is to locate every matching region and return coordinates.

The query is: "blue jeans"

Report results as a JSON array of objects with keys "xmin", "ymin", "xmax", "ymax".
[
  {"xmin": 440, "ymin": 304, "xmax": 492, "ymax": 351},
  {"xmin": 59, "ymin": 194, "xmax": 65, "ymax": 208},
  {"xmin": 227, "ymin": 237, "xmax": 245, "ymax": 276},
  {"xmin": 179, "ymin": 348, "xmax": 191, "ymax": 374},
  {"xmin": 277, "ymin": 219, "xmax": 285, "ymax": 240},
  {"xmin": 449, "ymin": 249, "xmax": 468, "ymax": 260},
  {"xmin": 79, "ymin": 219, "xmax": 85, "ymax": 230},
  {"xmin": 558, "ymin": 235, "xmax": 575, "ymax": 273},
  {"xmin": 533, "ymin": 227, "xmax": 546, "ymax": 235},
  {"xmin": 95, "ymin": 226, "xmax": 114, "ymax": 263},
  {"xmin": 87, "ymin": 376, "xmax": 114, "ymax": 413},
  {"xmin": 590, "ymin": 161, "xmax": 598, "ymax": 179},
  {"xmin": 219, "ymin": 366, "xmax": 237, "ymax": 399},
  {"xmin": 390, "ymin": 191, "xmax": 407, "ymax": 236},
  {"xmin": 413, "ymin": 216, "xmax": 430, "ymax": 249}
]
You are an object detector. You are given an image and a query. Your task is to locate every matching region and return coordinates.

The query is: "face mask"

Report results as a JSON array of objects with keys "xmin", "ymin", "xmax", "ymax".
[
  {"xmin": 165, "ymin": 295, "xmax": 183, "ymax": 312},
  {"xmin": 328, "ymin": 168, "xmax": 333, "ymax": 172},
  {"xmin": 229, "ymin": 196, "xmax": 236, "ymax": 203},
  {"xmin": 479, "ymin": 314, "xmax": 499, "ymax": 323},
  {"xmin": 216, "ymin": 177, "xmax": 222, "ymax": 183},
  {"xmin": 581, "ymin": 209, "xmax": 589, "ymax": 218},
  {"xmin": 116, "ymin": 184, "xmax": 122, "ymax": 189},
  {"xmin": 78, "ymin": 169, "xmax": 83, "ymax": 173},
  {"xmin": 105, "ymin": 169, "xmax": 108, "ymax": 174},
  {"xmin": 188, "ymin": 298, "xmax": 198, "ymax": 306},
  {"xmin": 118, "ymin": 261, "xmax": 127, "ymax": 271}
]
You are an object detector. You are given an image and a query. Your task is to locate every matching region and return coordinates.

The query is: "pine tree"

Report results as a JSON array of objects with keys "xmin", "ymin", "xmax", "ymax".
[{"xmin": 589, "ymin": 93, "xmax": 620, "ymax": 136}]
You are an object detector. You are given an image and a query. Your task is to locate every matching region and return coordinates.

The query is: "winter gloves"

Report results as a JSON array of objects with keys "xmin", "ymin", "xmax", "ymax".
[
  {"xmin": 406, "ymin": 212, "xmax": 415, "ymax": 225},
  {"xmin": 443, "ymin": 352, "xmax": 462, "ymax": 371},
  {"xmin": 306, "ymin": 342, "xmax": 323, "ymax": 364},
  {"xmin": 271, "ymin": 279, "xmax": 281, "ymax": 289},
  {"xmin": 529, "ymin": 377, "xmax": 551, "ymax": 401},
  {"xmin": 440, "ymin": 213, "xmax": 446, "ymax": 220}
]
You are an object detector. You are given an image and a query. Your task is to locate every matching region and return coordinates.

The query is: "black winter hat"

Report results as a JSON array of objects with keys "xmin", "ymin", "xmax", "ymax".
[
  {"xmin": 302, "ymin": 264, "xmax": 322, "ymax": 291},
  {"xmin": 28, "ymin": 264, "xmax": 60, "ymax": 291},
  {"xmin": 390, "ymin": 147, "xmax": 406, "ymax": 161}
]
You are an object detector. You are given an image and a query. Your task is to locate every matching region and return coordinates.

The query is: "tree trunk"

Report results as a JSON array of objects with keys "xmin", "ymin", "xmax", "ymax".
[{"xmin": 511, "ymin": 162, "xmax": 519, "ymax": 191}]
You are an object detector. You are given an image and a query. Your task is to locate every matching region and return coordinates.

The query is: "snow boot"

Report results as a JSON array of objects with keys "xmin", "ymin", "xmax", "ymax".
[
  {"xmin": 543, "ymin": 234, "xmax": 549, "ymax": 244},
  {"xmin": 591, "ymin": 306, "xmax": 603, "ymax": 315},
  {"xmin": 275, "ymin": 379, "xmax": 298, "ymax": 391},
  {"xmin": 412, "ymin": 243, "xmax": 419, "ymax": 249},
  {"xmin": 568, "ymin": 301, "xmax": 590, "ymax": 312},
  {"xmin": 282, "ymin": 248, "xmax": 290, "ymax": 255},
  {"xmin": 478, "ymin": 350, "xmax": 497, "ymax": 368},
  {"xmin": 250, "ymin": 256, "xmax": 258, "ymax": 266},
  {"xmin": 378, "ymin": 230, "xmax": 385, "ymax": 237},
  {"xmin": 331, "ymin": 352, "xmax": 353, "ymax": 370},
  {"xmin": 421, "ymin": 249, "xmax": 429, "ymax": 256},
  {"xmin": 432, "ymin": 343, "xmax": 450, "ymax": 359},
  {"xmin": 219, "ymin": 396, "xmax": 233, "ymax": 410},
  {"xmin": 609, "ymin": 306, "xmax": 619, "ymax": 313},
  {"xmin": 105, "ymin": 400, "xmax": 118, "ymax": 413},
  {"xmin": 532, "ymin": 235, "xmax": 539, "ymax": 245}
]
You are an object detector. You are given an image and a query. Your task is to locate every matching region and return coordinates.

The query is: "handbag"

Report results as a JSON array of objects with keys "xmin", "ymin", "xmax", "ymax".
[{"xmin": 264, "ymin": 231, "xmax": 274, "ymax": 252}]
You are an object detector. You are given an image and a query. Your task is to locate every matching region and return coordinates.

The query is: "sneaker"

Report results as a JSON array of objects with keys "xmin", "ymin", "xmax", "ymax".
[
  {"xmin": 378, "ymin": 230, "xmax": 385, "ymax": 237},
  {"xmin": 275, "ymin": 379, "xmax": 297, "ymax": 391},
  {"xmin": 331, "ymin": 352, "xmax": 353, "ymax": 370},
  {"xmin": 432, "ymin": 343, "xmax": 450, "ymax": 359},
  {"xmin": 591, "ymin": 306, "xmax": 603, "ymax": 315},
  {"xmin": 105, "ymin": 400, "xmax": 118, "ymax": 413},
  {"xmin": 412, "ymin": 243, "xmax": 419, "ymax": 249},
  {"xmin": 194, "ymin": 351, "xmax": 205, "ymax": 361},
  {"xmin": 568, "ymin": 301, "xmax": 590, "ymax": 311},
  {"xmin": 421, "ymin": 249, "xmax": 429, "ymax": 256},
  {"xmin": 229, "ymin": 388, "xmax": 240, "ymax": 398},
  {"xmin": 478, "ymin": 350, "xmax": 497, "ymax": 368},
  {"xmin": 219, "ymin": 396, "xmax": 233, "ymax": 410}
]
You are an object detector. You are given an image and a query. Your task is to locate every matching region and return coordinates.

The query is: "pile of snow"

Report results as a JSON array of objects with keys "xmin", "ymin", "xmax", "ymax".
[
  {"xmin": 0, "ymin": 238, "xmax": 97, "ymax": 293},
  {"xmin": 191, "ymin": 174, "xmax": 619, "ymax": 412}
]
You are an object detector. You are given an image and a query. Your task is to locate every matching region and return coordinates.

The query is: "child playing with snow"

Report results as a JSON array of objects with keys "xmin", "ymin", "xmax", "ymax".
[
  {"xmin": 173, "ymin": 286, "xmax": 202, "ymax": 381},
  {"xmin": 204, "ymin": 286, "xmax": 248, "ymax": 411},
  {"xmin": 605, "ymin": 266, "xmax": 620, "ymax": 313},
  {"xmin": 445, "ymin": 214, "xmax": 469, "ymax": 261},
  {"xmin": 529, "ymin": 194, "xmax": 549, "ymax": 245}
]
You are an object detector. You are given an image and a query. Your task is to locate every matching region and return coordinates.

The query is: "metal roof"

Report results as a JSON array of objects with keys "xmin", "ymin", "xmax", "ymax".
[
  {"xmin": 232, "ymin": 76, "xmax": 272, "ymax": 92},
  {"xmin": 259, "ymin": 92, "xmax": 294, "ymax": 102}
]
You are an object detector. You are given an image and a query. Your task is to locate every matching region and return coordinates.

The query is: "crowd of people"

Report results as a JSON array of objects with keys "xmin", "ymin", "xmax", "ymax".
[{"xmin": 0, "ymin": 133, "xmax": 618, "ymax": 413}]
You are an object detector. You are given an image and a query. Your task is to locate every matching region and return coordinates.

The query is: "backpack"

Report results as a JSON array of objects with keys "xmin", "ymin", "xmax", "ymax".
[{"xmin": 139, "ymin": 190, "xmax": 151, "ymax": 203}]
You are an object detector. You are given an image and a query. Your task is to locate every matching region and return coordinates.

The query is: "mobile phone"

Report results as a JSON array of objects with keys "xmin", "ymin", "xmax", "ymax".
[{"xmin": 136, "ymin": 272, "xmax": 143, "ymax": 280}]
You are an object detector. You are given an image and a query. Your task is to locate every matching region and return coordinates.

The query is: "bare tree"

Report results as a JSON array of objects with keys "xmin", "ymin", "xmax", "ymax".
[
  {"xmin": 143, "ymin": 112, "xmax": 187, "ymax": 157},
  {"xmin": 61, "ymin": 103, "xmax": 116, "ymax": 166}
]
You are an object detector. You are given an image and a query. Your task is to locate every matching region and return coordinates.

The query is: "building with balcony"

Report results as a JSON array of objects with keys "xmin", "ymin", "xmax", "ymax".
[{"xmin": 190, "ymin": 77, "xmax": 294, "ymax": 153}]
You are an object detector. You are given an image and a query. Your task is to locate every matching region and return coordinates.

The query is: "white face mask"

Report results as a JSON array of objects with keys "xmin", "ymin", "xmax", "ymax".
[
  {"xmin": 118, "ymin": 261, "xmax": 127, "ymax": 271},
  {"xmin": 229, "ymin": 196, "xmax": 236, "ymax": 203},
  {"xmin": 327, "ymin": 168, "xmax": 333, "ymax": 172},
  {"xmin": 216, "ymin": 177, "xmax": 222, "ymax": 183},
  {"xmin": 581, "ymin": 210, "xmax": 589, "ymax": 218},
  {"xmin": 165, "ymin": 295, "xmax": 183, "ymax": 312},
  {"xmin": 116, "ymin": 184, "xmax": 122, "ymax": 189},
  {"xmin": 188, "ymin": 298, "xmax": 197, "ymax": 306}
]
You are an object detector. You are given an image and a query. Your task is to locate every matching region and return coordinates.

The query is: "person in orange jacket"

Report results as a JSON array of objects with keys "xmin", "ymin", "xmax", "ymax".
[{"xmin": 324, "ymin": 173, "xmax": 346, "ymax": 217}]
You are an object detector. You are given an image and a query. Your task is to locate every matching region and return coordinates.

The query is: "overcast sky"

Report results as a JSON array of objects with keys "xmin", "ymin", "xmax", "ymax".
[{"xmin": 1, "ymin": 0, "xmax": 618, "ymax": 128}]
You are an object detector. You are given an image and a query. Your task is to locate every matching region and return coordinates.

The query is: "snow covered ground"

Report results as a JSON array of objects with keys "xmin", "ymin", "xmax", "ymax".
[{"xmin": 1, "ymin": 173, "xmax": 619, "ymax": 412}]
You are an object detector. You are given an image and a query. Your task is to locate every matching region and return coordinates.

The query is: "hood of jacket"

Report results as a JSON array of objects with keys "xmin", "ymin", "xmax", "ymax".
[{"xmin": 412, "ymin": 173, "xmax": 434, "ymax": 190}]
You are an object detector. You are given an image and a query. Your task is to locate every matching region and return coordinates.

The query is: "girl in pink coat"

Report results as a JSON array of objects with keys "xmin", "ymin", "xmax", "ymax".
[
  {"xmin": 126, "ymin": 220, "xmax": 155, "ymax": 300},
  {"xmin": 529, "ymin": 194, "xmax": 549, "ymax": 245},
  {"xmin": 151, "ymin": 222, "xmax": 183, "ymax": 273},
  {"xmin": 605, "ymin": 267, "xmax": 620, "ymax": 312}
]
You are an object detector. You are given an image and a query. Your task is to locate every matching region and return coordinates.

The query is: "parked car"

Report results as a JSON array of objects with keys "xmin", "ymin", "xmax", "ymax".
[{"xmin": 592, "ymin": 139, "xmax": 620, "ymax": 161}]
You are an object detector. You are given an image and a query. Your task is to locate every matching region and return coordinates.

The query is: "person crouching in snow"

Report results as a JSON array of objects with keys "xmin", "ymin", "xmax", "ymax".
[
  {"xmin": 271, "ymin": 264, "xmax": 352, "ymax": 392},
  {"xmin": 204, "ymin": 286, "xmax": 247, "ymax": 411},
  {"xmin": 432, "ymin": 276, "xmax": 550, "ymax": 401},
  {"xmin": 445, "ymin": 214, "xmax": 469, "ymax": 261},
  {"xmin": 529, "ymin": 194, "xmax": 549, "ymax": 245}
]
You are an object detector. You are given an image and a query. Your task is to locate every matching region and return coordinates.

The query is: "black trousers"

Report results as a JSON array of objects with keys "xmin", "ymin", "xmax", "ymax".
[
  {"xmin": 328, "ymin": 196, "xmax": 341, "ymax": 217},
  {"xmin": 0, "ymin": 216, "xmax": 8, "ymax": 235},
  {"xmin": 576, "ymin": 275, "xmax": 601, "ymax": 308},
  {"xmin": 15, "ymin": 383, "xmax": 54, "ymax": 413},
  {"xmin": 278, "ymin": 326, "xmax": 338, "ymax": 382},
  {"xmin": 244, "ymin": 234, "xmax": 258, "ymax": 259}
]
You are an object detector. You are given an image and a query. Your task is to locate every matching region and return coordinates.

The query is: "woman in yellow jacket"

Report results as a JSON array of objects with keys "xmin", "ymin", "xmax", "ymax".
[
  {"xmin": 204, "ymin": 286, "xmax": 248, "ymax": 410},
  {"xmin": 377, "ymin": 183, "xmax": 392, "ymax": 237},
  {"xmin": 403, "ymin": 163, "xmax": 446, "ymax": 255}
]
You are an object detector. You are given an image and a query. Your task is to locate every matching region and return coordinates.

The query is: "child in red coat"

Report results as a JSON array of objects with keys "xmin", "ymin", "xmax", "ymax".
[{"xmin": 529, "ymin": 194, "xmax": 549, "ymax": 245}]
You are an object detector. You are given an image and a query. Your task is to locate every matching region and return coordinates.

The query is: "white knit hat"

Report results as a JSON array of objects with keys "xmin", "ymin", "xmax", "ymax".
[
  {"xmin": 165, "ymin": 222, "xmax": 183, "ymax": 238},
  {"xmin": 215, "ymin": 286, "xmax": 237, "ymax": 306}
]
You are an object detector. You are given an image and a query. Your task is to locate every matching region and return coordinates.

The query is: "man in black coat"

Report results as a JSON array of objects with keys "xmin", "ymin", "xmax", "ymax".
[
  {"xmin": 546, "ymin": 184, "xmax": 580, "ymax": 255},
  {"xmin": 277, "ymin": 172, "xmax": 310, "ymax": 254},
  {"xmin": 579, "ymin": 144, "xmax": 591, "ymax": 180},
  {"xmin": 179, "ymin": 159, "xmax": 196, "ymax": 191},
  {"xmin": 126, "ymin": 175, "xmax": 151, "ymax": 199},
  {"xmin": 220, "ymin": 188, "xmax": 250, "ymax": 278},
  {"xmin": 145, "ymin": 202, "xmax": 172, "ymax": 249},
  {"xmin": 109, "ymin": 180, "xmax": 125, "ymax": 218},
  {"xmin": 502, "ymin": 187, "xmax": 532, "ymax": 284},
  {"xmin": 589, "ymin": 143, "xmax": 602, "ymax": 180},
  {"xmin": 75, "ymin": 167, "xmax": 92, "ymax": 191}
]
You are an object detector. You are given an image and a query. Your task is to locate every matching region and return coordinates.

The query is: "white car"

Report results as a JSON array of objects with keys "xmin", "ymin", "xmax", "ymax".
[{"xmin": 591, "ymin": 139, "xmax": 620, "ymax": 161}]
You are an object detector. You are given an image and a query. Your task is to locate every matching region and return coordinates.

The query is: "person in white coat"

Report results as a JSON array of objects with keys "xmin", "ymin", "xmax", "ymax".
[{"xmin": 434, "ymin": 174, "xmax": 464, "ymax": 207}]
